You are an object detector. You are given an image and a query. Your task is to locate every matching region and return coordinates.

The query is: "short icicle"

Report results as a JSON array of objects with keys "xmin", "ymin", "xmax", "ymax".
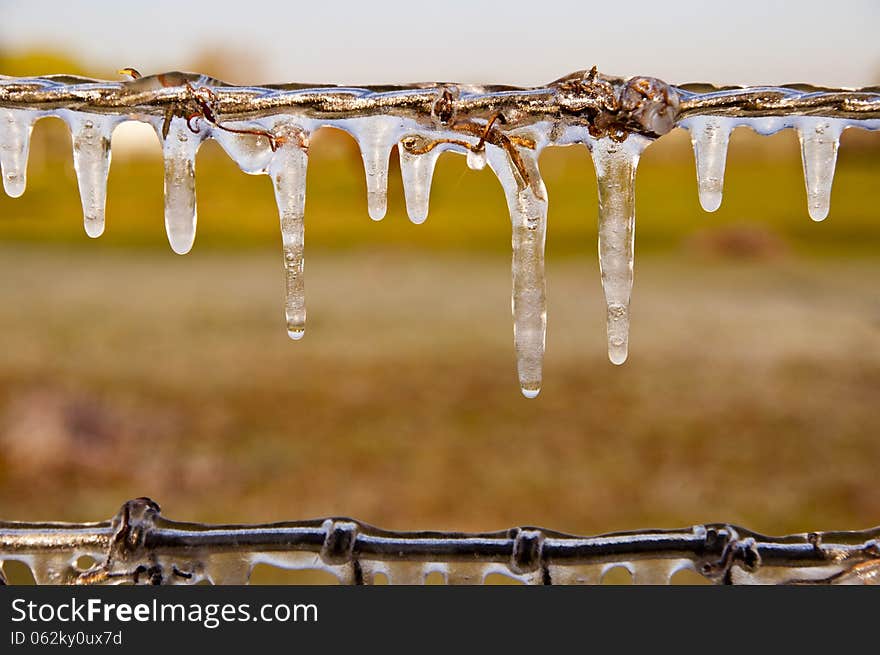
[
  {"xmin": 487, "ymin": 146, "xmax": 548, "ymax": 398},
  {"xmin": 398, "ymin": 142, "xmax": 441, "ymax": 224},
  {"xmin": 348, "ymin": 117, "xmax": 404, "ymax": 221},
  {"xmin": 269, "ymin": 126, "xmax": 310, "ymax": 340},
  {"xmin": 591, "ymin": 136, "xmax": 649, "ymax": 365},
  {"xmin": 796, "ymin": 117, "xmax": 844, "ymax": 221},
  {"xmin": 0, "ymin": 108, "xmax": 36, "ymax": 198},
  {"xmin": 685, "ymin": 116, "xmax": 732, "ymax": 212},
  {"xmin": 159, "ymin": 117, "xmax": 203, "ymax": 254},
  {"xmin": 67, "ymin": 114, "xmax": 117, "ymax": 237}
]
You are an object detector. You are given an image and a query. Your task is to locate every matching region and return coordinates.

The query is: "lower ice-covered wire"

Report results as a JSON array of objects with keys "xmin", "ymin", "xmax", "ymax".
[{"xmin": 0, "ymin": 498, "xmax": 877, "ymax": 585}]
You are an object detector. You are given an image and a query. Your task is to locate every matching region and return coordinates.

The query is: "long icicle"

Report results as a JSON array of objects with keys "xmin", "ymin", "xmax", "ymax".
[
  {"xmin": 67, "ymin": 114, "xmax": 117, "ymax": 238},
  {"xmin": 591, "ymin": 136, "xmax": 649, "ymax": 365},
  {"xmin": 796, "ymin": 117, "xmax": 844, "ymax": 222},
  {"xmin": 159, "ymin": 117, "xmax": 203, "ymax": 254},
  {"xmin": 269, "ymin": 126, "xmax": 310, "ymax": 340},
  {"xmin": 487, "ymin": 146, "xmax": 548, "ymax": 398}
]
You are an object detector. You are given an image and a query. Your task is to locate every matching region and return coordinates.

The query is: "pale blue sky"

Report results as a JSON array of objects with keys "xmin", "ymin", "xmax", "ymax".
[{"xmin": 1, "ymin": 0, "xmax": 877, "ymax": 86}]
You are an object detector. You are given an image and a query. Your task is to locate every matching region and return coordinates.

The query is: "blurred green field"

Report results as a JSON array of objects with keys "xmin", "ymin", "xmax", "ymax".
[
  {"xmin": 0, "ymin": 248, "xmax": 878, "ymax": 534},
  {"xmin": 0, "ymin": 90, "xmax": 879, "ymax": 583}
]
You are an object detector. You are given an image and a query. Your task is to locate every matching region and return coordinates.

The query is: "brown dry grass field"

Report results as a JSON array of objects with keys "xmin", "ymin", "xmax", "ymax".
[{"xmin": 0, "ymin": 117, "xmax": 878, "ymax": 582}]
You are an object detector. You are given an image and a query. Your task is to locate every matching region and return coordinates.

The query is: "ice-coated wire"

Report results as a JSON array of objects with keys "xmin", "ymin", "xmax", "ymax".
[
  {"xmin": 1, "ymin": 69, "xmax": 878, "ymax": 392},
  {"xmin": 0, "ymin": 498, "xmax": 877, "ymax": 585}
]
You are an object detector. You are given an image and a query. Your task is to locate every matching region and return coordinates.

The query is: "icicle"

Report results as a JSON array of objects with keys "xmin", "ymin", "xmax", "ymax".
[
  {"xmin": 487, "ymin": 146, "xmax": 548, "ymax": 398},
  {"xmin": 345, "ymin": 117, "xmax": 404, "ymax": 221},
  {"xmin": 0, "ymin": 109, "xmax": 36, "ymax": 198},
  {"xmin": 158, "ymin": 117, "xmax": 204, "ymax": 254},
  {"xmin": 66, "ymin": 113, "xmax": 117, "ymax": 237},
  {"xmin": 269, "ymin": 126, "xmax": 310, "ymax": 340},
  {"xmin": 398, "ymin": 140, "xmax": 441, "ymax": 224},
  {"xmin": 796, "ymin": 117, "xmax": 844, "ymax": 222},
  {"xmin": 591, "ymin": 136, "xmax": 649, "ymax": 365},
  {"xmin": 684, "ymin": 116, "xmax": 732, "ymax": 212}
]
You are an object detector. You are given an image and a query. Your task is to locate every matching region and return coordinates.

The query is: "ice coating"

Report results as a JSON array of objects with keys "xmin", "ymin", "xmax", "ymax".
[
  {"xmin": 796, "ymin": 117, "xmax": 844, "ymax": 222},
  {"xmin": 398, "ymin": 140, "xmax": 442, "ymax": 224},
  {"xmin": 211, "ymin": 121, "xmax": 277, "ymax": 175},
  {"xmin": 5, "ymin": 545, "xmax": 875, "ymax": 585},
  {"xmin": 683, "ymin": 116, "xmax": 733, "ymax": 212},
  {"xmin": 66, "ymin": 113, "xmax": 118, "ymax": 237},
  {"xmin": 487, "ymin": 145, "xmax": 548, "ymax": 398},
  {"xmin": 0, "ymin": 108, "xmax": 35, "ymax": 198},
  {"xmin": 157, "ymin": 117, "xmax": 204, "ymax": 254},
  {"xmin": 269, "ymin": 125, "xmax": 310, "ymax": 340},
  {"xmin": 591, "ymin": 135, "xmax": 649, "ymax": 365},
  {"xmin": 3, "ymin": 497, "xmax": 879, "ymax": 586}
]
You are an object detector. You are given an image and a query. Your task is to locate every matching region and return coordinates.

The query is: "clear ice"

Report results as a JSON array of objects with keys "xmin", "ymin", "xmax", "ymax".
[
  {"xmin": 269, "ymin": 125, "xmax": 310, "ymax": 340},
  {"xmin": 796, "ymin": 117, "xmax": 843, "ymax": 222},
  {"xmin": 683, "ymin": 116, "xmax": 733, "ymax": 212},
  {"xmin": 398, "ymin": 139, "xmax": 441, "ymax": 224},
  {"xmin": 0, "ymin": 109, "xmax": 35, "ymax": 198},
  {"xmin": 1, "ymin": 74, "xmax": 877, "ymax": 392},
  {"xmin": 487, "ymin": 145, "xmax": 548, "ymax": 398},
  {"xmin": 66, "ymin": 113, "xmax": 119, "ymax": 237},
  {"xmin": 341, "ymin": 116, "xmax": 406, "ymax": 221},
  {"xmin": 590, "ymin": 136, "xmax": 649, "ymax": 366},
  {"xmin": 2, "ymin": 499, "xmax": 877, "ymax": 585},
  {"xmin": 2, "ymin": 541, "xmax": 873, "ymax": 585},
  {"xmin": 157, "ymin": 117, "xmax": 204, "ymax": 254}
]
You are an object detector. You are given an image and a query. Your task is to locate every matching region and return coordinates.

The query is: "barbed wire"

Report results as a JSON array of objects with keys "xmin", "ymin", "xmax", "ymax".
[
  {"xmin": 0, "ymin": 499, "xmax": 878, "ymax": 585},
  {"xmin": 2, "ymin": 69, "xmax": 879, "ymax": 139}
]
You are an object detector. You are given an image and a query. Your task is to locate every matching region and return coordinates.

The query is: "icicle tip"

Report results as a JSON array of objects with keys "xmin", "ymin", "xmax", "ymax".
[
  {"xmin": 84, "ymin": 218, "xmax": 105, "ymax": 238},
  {"xmin": 521, "ymin": 386, "xmax": 541, "ymax": 399}
]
